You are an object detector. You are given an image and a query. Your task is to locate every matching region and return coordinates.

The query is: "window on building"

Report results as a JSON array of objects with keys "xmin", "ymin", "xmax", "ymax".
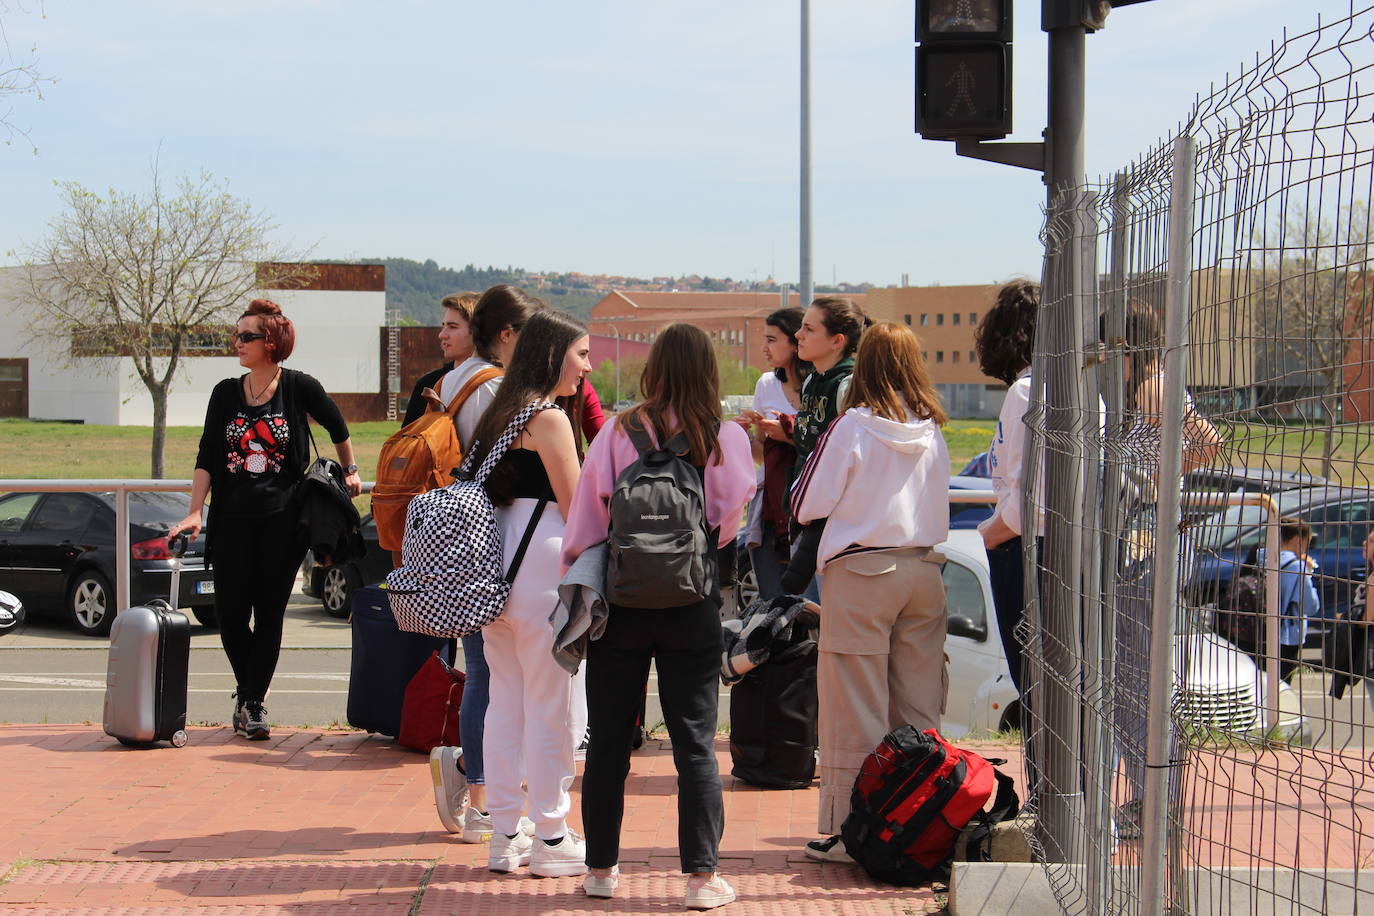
[
  {"xmin": 904, "ymin": 314, "xmax": 912, "ymax": 325},
  {"xmin": 952, "ymin": 351, "xmax": 961, "ymax": 363},
  {"xmin": 936, "ymin": 314, "xmax": 945, "ymax": 326},
  {"xmin": 920, "ymin": 314, "xmax": 928, "ymax": 326},
  {"xmin": 936, "ymin": 351, "xmax": 945, "ymax": 363},
  {"xmin": 969, "ymin": 350, "xmax": 976, "ymax": 363},
  {"xmin": 952, "ymin": 313, "xmax": 961, "ymax": 326},
  {"xmin": 970, "ymin": 312, "xmax": 978, "ymax": 325}
]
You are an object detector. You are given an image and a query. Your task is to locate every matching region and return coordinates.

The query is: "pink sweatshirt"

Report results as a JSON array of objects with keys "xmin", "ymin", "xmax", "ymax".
[{"xmin": 560, "ymin": 414, "xmax": 756, "ymax": 570}]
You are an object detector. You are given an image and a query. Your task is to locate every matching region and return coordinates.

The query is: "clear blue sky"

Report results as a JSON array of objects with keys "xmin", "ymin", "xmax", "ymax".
[{"xmin": 0, "ymin": 0, "xmax": 1351, "ymax": 287}]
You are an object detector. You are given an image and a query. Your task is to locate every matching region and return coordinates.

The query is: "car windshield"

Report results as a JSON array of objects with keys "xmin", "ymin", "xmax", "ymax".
[
  {"xmin": 1190, "ymin": 491, "xmax": 1309, "ymax": 551},
  {"xmin": 94, "ymin": 491, "xmax": 193, "ymax": 528}
]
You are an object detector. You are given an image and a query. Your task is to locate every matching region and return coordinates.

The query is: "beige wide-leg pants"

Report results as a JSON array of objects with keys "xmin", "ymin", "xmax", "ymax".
[{"xmin": 816, "ymin": 547, "xmax": 948, "ymax": 834}]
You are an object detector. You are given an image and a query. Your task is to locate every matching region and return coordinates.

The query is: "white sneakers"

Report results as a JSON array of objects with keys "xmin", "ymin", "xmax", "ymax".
[
  {"xmin": 428, "ymin": 746, "xmax": 467, "ymax": 835},
  {"xmin": 490, "ymin": 828, "xmax": 587, "ymax": 876},
  {"xmin": 583, "ymin": 865, "xmax": 620, "ymax": 898},
  {"xmin": 530, "ymin": 830, "xmax": 588, "ymax": 878},
  {"xmin": 460, "ymin": 806, "xmax": 493, "ymax": 843},
  {"xmin": 685, "ymin": 873, "xmax": 737, "ymax": 910},
  {"xmin": 488, "ymin": 830, "xmax": 534, "ymax": 873}
]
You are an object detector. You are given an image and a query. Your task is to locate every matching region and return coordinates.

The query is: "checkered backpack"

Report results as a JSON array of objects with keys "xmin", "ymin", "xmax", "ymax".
[{"xmin": 386, "ymin": 400, "xmax": 556, "ymax": 638}]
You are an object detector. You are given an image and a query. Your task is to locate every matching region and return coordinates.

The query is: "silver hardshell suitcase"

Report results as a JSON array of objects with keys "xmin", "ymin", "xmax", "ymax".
[{"xmin": 102, "ymin": 535, "xmax": 192, "ymax": 747}]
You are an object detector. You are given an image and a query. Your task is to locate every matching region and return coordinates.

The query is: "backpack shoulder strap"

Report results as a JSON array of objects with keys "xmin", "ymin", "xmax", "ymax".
[
  {"xmin": 472, "ymin": 400, "xmax": 559, "ymax": 483},
  {"xmin": 445, "ymin": 367, "xmax": 504, "ymax": 419},
  {"xmin": 623, "ymin": 419, "xmax": 655, "ymax": 456}
]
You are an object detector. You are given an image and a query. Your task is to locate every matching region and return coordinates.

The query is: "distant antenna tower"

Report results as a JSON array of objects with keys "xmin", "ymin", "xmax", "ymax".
[{"xmin": 385, "ymin": 307, "xmax": 401, "ymax": 422}]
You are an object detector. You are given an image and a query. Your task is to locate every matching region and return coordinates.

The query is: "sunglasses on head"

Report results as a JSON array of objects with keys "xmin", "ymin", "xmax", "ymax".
[{"xmin": 233, "ymin": 331, "xmax": 267, "ymax": 344}]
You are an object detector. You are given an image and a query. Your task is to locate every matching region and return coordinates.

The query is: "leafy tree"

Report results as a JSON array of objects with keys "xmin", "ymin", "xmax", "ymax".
[
  {"xmin": 21, "ymin": 167, "xmax": 307, "ymax": 477},
  {"xmin": 717, "ymin": 347, "xmax": 761, "ymax": 396},
  {"xmin": 589, "ymin": 356, "xmax": 646, "ymax": 407}
]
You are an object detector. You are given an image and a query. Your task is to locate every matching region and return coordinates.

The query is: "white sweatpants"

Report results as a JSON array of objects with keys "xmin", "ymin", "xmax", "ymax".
[{"xmin": 482, "ymin": 497, "xmax": 584, "ymax": 840}]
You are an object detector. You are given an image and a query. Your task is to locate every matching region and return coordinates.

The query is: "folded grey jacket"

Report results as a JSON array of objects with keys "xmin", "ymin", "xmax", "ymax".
[{"xmin": 550, "ymin": 541, "xmax": 609, "ymax": 675}]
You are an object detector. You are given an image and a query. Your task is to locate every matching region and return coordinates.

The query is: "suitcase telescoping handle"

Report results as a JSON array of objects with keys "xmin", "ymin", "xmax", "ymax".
[{"xmin": 166, "ymin": 533, "xmax": 188, "ymax": 606}]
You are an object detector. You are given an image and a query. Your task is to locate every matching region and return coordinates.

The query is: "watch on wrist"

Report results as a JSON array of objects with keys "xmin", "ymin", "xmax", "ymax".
[{"xmin": 344, "ymin": 464, "xmax": 359, "ymax": 475}]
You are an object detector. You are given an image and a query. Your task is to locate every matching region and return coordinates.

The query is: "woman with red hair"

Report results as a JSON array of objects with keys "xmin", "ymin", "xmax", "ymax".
[{"xmin": 170, "ymin": 299, "xmax": 361, "ymax": 741}]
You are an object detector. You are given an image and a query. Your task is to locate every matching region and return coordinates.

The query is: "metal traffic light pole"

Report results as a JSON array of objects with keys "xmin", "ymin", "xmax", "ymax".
[{"xmin": 1033, "ymin": 11, "xmax": 1089, "ymax": 866}]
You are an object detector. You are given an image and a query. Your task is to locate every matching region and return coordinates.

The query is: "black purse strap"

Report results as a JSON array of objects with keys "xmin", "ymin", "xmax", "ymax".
[{"xmin": 504, "ymin": 498, "xmax": 549, "ymax": 583}]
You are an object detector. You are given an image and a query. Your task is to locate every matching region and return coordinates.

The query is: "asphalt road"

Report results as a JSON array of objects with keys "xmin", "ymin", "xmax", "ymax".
[
  {"xmin": 2, "ymin": 582, "xmax": 1370, "ymax": 752},
  {"xmin": 0, "ymin": 582, "xmax": 704, "ymax": 732}
]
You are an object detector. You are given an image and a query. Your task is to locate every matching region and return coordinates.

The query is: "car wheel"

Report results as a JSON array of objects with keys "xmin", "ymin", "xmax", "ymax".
[
  {"xmin": 68, "ymin": 568, "xmax": 115, "ymax": 636},
  {"xmin": 998, "ymin": 699, "xmax": 1025, "ymax": 737},
  {"xmin": 736, "ymin": 559, "xmax": 760, "ymax": 615},
  {"xmin": 192, "ymin": 607, "xmax": 218, "ymax": 629},
  {"xmin": 320, "ymin": 565, "xmax": 357, "ymax": 618}
]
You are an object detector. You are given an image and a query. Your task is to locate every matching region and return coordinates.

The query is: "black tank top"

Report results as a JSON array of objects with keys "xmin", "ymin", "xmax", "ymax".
[{"xmin": 499, "ymin": 448, "xmax": 556, "ymax": 501}]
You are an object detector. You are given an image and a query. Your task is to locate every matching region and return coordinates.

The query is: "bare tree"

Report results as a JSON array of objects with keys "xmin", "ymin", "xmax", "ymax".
[
  {"xmin": 21, "ymin": 167, "xmax": 310, "ymax": 477},
  {"xmin": 1252, "ymin": 202, "xmax": 1374, "ymax": 478},
  {"xmin": 1, "ymin": 1, "xmax": 53, "ymax": 151}
]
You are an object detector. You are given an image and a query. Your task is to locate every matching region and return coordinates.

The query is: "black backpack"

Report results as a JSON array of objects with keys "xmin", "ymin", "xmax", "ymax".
[
  {"xmin": 1215, "ymin": 550, "xmax": 1299, "ymax": 656},
  {"xmin": 606, "ymin": 424, "xmax": 716, "ymax": 608}
]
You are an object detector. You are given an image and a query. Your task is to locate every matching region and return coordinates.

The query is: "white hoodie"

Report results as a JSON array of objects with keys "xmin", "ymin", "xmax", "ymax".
[{"xmin": 792, "ymin": 406, "xmax": 950, "ymax": 570}]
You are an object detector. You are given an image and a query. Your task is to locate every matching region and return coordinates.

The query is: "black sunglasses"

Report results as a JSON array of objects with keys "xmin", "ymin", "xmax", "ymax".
[{"xmin": 233, "ymin": 331, "xmax": 267, "ymax": 344}]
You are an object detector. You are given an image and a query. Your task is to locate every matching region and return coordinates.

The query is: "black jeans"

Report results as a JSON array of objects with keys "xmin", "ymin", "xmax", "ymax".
[
  {"xmin": 582, "ymin": 598, "xmax": 724, "ymax": 873},
  {"xmin": 210, "ymin": 511, "xmax": 306, "ymax": 704}
]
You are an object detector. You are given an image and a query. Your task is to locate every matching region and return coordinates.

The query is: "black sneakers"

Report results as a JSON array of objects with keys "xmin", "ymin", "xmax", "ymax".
[
  {"xmin": 232, "ymin": 695, "xmax": 248, "ymax": 738},
  {"xmin": 243, "ymin": 701, "xmax": 270, "ymax": 740}
]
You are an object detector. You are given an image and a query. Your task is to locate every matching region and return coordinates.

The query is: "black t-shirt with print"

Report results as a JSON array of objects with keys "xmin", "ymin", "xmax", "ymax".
[{"xmin": 216, "ymin": 385, "xmax": 296, "ymax": 518}]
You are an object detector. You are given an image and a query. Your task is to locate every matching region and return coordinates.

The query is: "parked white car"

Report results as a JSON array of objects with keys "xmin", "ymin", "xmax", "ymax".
[{"xmin": 936, "ymin": 529, "xmax": 1308, "ymax": 744}]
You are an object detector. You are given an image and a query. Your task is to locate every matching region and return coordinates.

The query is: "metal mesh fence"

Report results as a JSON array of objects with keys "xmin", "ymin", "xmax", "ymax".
[{"xmin": 1021, "ymin": 4, "xmax": 1374, "ymax": 913}]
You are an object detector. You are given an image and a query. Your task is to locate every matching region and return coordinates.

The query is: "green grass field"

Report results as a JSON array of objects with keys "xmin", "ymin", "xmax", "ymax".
[{"xmin": 0, "ymin": 417, "xmax": 998, "ymax": 482}]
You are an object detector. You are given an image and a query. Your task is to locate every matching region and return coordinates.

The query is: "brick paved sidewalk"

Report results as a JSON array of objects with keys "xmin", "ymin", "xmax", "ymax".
[{"xmin": 0, "ymin": 725, "xmax": 968, "ymax": 914}]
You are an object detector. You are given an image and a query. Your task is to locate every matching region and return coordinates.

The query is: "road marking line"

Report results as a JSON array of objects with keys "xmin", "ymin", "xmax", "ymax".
[{"xmin": 0, "ymin": 675, "xmax": 106, "ymax": 688}]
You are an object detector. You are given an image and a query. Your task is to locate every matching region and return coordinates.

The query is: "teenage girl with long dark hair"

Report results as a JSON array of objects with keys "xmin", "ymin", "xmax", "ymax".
[
  {"xmin": 456, "ymin": 308, "xmax": 593, "ymax": 877},
  {"xmin": 790, "ymin": 321, "xmax": 950, "ymax": 863},
  {"xmin": 562, "ymin": 323, "xmax": 755, "ymax": 910}
]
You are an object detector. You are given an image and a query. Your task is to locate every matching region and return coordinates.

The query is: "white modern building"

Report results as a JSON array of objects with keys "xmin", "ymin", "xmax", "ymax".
[{"xmin": 0, "ymin": 264, "xmax": 386, "ymax": 426}]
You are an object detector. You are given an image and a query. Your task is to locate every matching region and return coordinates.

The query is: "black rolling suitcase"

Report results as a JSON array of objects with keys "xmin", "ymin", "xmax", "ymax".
[
  {"xmin": 728, "ymin": 620, "xmax": 818, "ymax": 788},
  {"xmin": 103, "ymin": 535, "xmax": 192, "ymax": 748},
  {"xmin": 347, "ymin": 585, "xmax": 450, "ymax": 737}
]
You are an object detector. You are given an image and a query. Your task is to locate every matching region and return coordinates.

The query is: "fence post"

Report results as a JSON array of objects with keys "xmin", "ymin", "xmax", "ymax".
[
  {"xmin": 1139, "ymin": 133, "xmax": 1197, "ymax": 915},
  {"xmin": 1034, "ymin": 188, "xmax": 1088, "ymax": 864},
  {"xmin": 115, "ymin": 488, "xmax": 131, "ymax": 615}
]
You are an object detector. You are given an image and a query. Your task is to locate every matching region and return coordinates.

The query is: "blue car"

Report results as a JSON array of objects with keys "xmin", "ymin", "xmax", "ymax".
[
  {"xmin": 949, "ymin": 475, "xmax": 995, "ymax": 530},
  {"xmin": 1186, "ymin": 486, "xmax": 1374, "ymax": 638}
]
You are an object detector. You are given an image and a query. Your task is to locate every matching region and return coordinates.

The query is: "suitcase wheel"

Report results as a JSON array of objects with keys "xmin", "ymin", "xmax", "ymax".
[{"xmin": 171, "ymin": 730, "xmax": 188, "ymax": 748}]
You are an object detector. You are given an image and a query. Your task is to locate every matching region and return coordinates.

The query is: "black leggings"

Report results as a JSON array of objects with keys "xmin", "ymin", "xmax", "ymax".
[{"xmin": 210, "ymin": 512, "xmax": 306, "ymax": 704}]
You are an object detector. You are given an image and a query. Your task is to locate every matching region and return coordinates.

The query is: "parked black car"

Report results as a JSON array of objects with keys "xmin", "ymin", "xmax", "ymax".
[
  {"xmin": 301, "ymin": 513, "xmax": 392, "ymax": 617},
  {"xmin": 0, "ymin": 490, "xmax": 215, "ymax": 637}
]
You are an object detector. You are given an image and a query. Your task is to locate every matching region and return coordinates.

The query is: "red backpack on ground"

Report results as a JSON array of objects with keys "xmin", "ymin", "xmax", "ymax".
[{"xmin": 840, "ymin": 726, "xmax": 1019, "ymax": 886}]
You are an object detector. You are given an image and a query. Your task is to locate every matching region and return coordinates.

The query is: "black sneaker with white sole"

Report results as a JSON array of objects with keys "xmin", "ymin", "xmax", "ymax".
[
  {"xmin": 243, "ymin": 701, "xmax": 270, "ymax": 740},
  {"xmin": 232, "ymin": 695, "xmax": 248, "ymax": 738},
  {"xmin": 804, "ymin": 835, "xmax": 855, "ymax": 864}
]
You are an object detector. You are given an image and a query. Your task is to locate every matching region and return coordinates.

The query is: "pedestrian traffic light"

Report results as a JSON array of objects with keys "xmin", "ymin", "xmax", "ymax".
[{"xmin": 915, "ymin": 0, "xmax": 1013, "ymax": 140}]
